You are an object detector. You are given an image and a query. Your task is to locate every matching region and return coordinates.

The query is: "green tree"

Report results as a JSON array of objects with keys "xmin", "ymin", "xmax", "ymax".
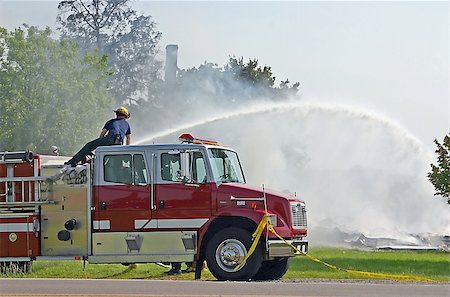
[
  {"xmin": 176, "ymin": 56, "xmax": 299, "ymax": 103},
  {"xmin": 428, "ymin": 134, "xmax": 450, "ymax": 204},
  {"xmin": 130, "ymin": 56, "xmax": 301, "ymax": 137},
  {"xmin": 57, "ymin": 0, "xmax": 163, "ymax": 105},
  {"xmin": 227, "ymin": 57, "xmax": 275, "ymax": 88},
  {"xmin": 0, "ymin": 26, "xmax": 113, "ymax": 154}
]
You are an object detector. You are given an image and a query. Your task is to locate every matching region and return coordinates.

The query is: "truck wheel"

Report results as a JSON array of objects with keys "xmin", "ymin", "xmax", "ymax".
[
  {"xmin": 205, "ymin": 227, "xmax": 262, "ymax": 281},
  {"xmin": 253, "ymin": 257, "xmax": 291, "ymax": 280}
]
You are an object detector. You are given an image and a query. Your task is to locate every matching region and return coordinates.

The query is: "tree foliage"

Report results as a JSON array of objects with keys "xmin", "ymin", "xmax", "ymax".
[
  {"xmin": 130, "ymin": 56, "xmax": 301, "ymax": 137},
  {"xmin": 0, "ymin": 26, "xmax": 113, "ymax": 154},
  {"xmin": 227, "ymin": 57, "xmax": 276, "ymax": 87},
  {"xmin": 57, "ymin": 0, "xmax": 163, "ymax": 104},
  {"xmin": 227, "ymin": 56, "xmax": 299, "ymax": 97},
  {"xmin": 428, "ymin": 134, "xmax": 450, "ymax": 204},
  {"xmin": 176, "ymin": 56, "xmax": 300, "ymax": 102}
]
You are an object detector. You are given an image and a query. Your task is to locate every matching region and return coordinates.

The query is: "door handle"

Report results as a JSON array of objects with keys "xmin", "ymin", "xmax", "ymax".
[{"xmin": 159, "ymin": 200, "xmax": 165, "ymax": 209}]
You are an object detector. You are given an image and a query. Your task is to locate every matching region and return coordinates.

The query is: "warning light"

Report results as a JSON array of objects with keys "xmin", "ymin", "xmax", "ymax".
[{"xmin": 179, "ymin": 133, "xmax": 219, "ymax": 146}]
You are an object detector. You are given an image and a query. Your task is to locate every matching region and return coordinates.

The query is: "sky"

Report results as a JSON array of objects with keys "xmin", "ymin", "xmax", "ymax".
[{"xmin": 0, "ymin": 0, "xmax": 448, "ymax": 150}]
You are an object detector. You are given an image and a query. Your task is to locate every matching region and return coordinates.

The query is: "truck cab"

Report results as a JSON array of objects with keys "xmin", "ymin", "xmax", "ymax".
[{"xmin": 0, "ymin": 134, "xmax": 307, "ymax": 281}]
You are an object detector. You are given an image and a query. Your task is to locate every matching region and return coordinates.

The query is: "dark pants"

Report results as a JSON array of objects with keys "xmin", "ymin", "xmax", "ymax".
[{"xmin": 67, "ymin": 136, "xmax": 116, "ymax": 166}]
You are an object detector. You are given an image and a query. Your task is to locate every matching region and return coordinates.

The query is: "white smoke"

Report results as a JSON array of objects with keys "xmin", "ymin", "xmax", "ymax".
[{"xmin": 135, "ymin": 100, "xmax": 449, "ymax": 243}]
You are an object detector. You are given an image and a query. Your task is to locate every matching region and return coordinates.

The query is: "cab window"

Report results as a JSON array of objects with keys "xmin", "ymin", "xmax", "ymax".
[
  {"xmin": 104, "ymin": 154, "xmax": 148, "ymax": 185},
  {"xmin": 161, "ymin": 151, "xmax": 207, "ymax": 184},
  {"xmin": 192, "ymin": 152, "xmax": 207, "ymax": 184},
  {"xmin": 104, "ymin": 155, "xmax": 132, "ymax": 184},
  {"xmin": 133, "ymin": 154, "xmax": 148, "ymax": 185},
  {"xmin": 161, "ymin": 153, "xmax": 181, "ymax": 181}
]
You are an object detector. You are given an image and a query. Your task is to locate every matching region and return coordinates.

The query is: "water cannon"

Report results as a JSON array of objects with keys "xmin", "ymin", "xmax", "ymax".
[
  {"xmin": 0, "ymin": 150, "xmax": 34, "ymax": 164},
  {"xmin": 178, "ymin": 133, "xmax": 219, "ymax": 146}
]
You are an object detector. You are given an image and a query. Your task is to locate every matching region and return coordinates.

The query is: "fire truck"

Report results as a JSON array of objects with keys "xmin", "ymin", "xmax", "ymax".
[{"xmin": 0, "ymin": 134, "xmax": 308, "ymax": 280}]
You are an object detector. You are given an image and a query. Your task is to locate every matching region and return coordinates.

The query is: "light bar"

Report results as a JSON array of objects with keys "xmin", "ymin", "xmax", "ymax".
[{"xmin": 179, "ymin": 133, "xmax": 219, "ymax": 146}]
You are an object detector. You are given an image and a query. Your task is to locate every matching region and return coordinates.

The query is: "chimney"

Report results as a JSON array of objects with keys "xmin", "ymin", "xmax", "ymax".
[{"xmin": 165, "ymin": 44, "xmax": 178, "ymax": 86}]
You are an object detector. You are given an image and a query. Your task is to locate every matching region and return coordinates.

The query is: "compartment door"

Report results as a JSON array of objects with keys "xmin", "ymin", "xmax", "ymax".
[
  {"xmin": 93, "ymin": 153, "xmax": 153, "ymax": 232},
  {"xmin": 155, "ymin": 150, "xmax": 211, "ymax": 229}
]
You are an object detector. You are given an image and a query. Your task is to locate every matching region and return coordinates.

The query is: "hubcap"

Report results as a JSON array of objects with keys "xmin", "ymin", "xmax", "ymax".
[{"xmin": 215, "ymin": 239, "xmax": 247, "ymax": 272}]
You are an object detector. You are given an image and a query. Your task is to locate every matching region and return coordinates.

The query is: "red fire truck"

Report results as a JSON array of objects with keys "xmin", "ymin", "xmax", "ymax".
[{"xmin": 0, "ymin": 134, "xmax": 307, "ymax": 280}]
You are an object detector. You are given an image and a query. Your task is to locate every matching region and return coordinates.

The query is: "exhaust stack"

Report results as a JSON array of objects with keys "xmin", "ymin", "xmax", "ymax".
[{"xmin": 165, "ymin": 44, "xmax": 178, "ymax": 86}]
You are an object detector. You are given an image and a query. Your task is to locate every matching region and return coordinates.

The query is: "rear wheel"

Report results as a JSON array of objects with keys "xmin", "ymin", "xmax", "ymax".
[
  {"xmin": 253, "ymin": 257, "xmax": 291, "ymax": 280},
  {"xmin": 205, "ymin": 227, "xmax": 262, "ymax": 281}
]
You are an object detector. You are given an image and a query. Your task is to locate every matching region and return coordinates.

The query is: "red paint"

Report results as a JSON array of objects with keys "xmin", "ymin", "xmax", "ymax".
[
  {"xmin": 155, "ymin": 183, "xmax": 212, "ymax": 219},
  {"xmin": 95, "ymin": 184, "xmax": 150, "ymax": 210},
  {"xmin": 92, "ymin": 179, "xmax": 307, "ymax": 239},
  {"xmin": 0, "ymin": 216, "xmax": 40, "ymax": 258},
  {"xmin": 93, "ymin": 184, "xmax": 152, "ymax": 231}
]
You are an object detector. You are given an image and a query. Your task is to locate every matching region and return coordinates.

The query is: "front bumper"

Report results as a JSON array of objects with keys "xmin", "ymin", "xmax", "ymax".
[{"xmin": 267, "ymin": 238, "xmax": 308, "ymax": 258}]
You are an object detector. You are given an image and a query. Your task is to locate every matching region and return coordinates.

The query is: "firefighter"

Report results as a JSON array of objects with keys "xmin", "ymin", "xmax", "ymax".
[
  {"xmin": 165, "ymin": 262, "xmax": 196, "ymax": 275},
  {"xmin": 65, "ymin": 107, "xmax": 131, "ymax": 167},
  {"xmin": 165, "ymin": 262, "xmax": 182, "ymax": 275},
  {"xmin": 51, "ymin": 145, "xmax": 59, "ymax": 156}
]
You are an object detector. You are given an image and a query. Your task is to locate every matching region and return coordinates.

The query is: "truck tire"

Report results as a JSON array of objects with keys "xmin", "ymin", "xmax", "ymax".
[
  {"xmin": 253, "ymin": 257, "xmax": 291, "ymax": 280},
  {"xmin": 205, "ymin": 227, "xmax": 262, "ymax": 281}
]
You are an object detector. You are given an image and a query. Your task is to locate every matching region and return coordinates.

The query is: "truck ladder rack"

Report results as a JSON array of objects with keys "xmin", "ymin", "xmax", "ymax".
[{"xmin": 0, "ymin": 176, "xmax": 52, "ymax": 205}]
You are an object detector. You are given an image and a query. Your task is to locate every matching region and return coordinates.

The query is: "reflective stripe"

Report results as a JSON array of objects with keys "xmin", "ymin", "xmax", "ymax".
[
  {"xmin": 134, "ymin": 218, "xmax": 208, "ymax": 229},
  {"xmin": 134, "ymin": 219, "xmax": 157, "ymax": 229},
  {"xmin": 93, "ymin": 220, "xmax": 111, "ymax": 230},
  {"xmin": 158, "ymin": 218, "xmax": 208, "ymax": 228},
  {"xmin": 0, "ymin": 223, "xmax": 34, "ymax": 232}
]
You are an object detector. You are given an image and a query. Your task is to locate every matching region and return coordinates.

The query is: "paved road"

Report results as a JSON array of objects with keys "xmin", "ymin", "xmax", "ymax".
[{"xmin": 0, "ymin": 278, "xmax": 449, "ymax": 297}]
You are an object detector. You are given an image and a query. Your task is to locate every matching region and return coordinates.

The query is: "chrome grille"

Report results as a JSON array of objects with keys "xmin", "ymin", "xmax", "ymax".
[{"xmin": 291, "ymin": 202, "xmax": 307, "ymax": 229}]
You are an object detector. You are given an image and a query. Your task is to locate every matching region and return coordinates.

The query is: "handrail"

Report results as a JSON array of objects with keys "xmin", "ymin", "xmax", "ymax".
[
  {"xmin": 0, "ymin": 176, "xmax": 50, "ymax": 182},
  {"xmin": 0, "ymin": 201, "xmax": 54, "ymax": 206}
]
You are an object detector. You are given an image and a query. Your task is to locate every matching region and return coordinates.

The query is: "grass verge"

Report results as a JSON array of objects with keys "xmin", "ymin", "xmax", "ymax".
[
  {"xmin": 2, "ymin": 248, "xmax": 449, "ymax": 282},
  {"xmin": 285, "ymin": 248, "xmax": 450, "ymax": 282}
]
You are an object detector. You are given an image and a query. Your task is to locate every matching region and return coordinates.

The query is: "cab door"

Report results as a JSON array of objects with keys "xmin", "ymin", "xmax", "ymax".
[
  {"xmin": 154, "ymin": 149, "xmax": 211, "ymax": 229},
  {"xmin": 93, "ymin": 152, "xmax": 152, "ymax": 232}
]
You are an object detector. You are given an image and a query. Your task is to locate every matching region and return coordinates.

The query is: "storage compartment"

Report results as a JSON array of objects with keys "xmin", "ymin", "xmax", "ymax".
[
  {"xmin": 41, "ymin": 185, "xmax": 89, "ymax": 256},
  {"xmin": 0, "ymin": 215, "xmax": 40, "ymax": 257}
]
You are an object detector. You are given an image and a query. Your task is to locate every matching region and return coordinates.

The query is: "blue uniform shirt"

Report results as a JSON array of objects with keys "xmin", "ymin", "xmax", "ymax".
[{"xmin": 103, "ymin": 118, "xmax": 131, "ymax": 140}]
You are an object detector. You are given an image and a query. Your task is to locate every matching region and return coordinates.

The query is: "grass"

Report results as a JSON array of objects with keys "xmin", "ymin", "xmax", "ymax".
[
  {"xmin": 2, "ymin": 248, "xmax": 449, "ymax": 282},
  {"xmin": 1, "ymin": 261, "xmax": 213, "ymax": 280},
  {"xmin": 285, "ymin": 248, "xmax": 450, "ymax": 282}
]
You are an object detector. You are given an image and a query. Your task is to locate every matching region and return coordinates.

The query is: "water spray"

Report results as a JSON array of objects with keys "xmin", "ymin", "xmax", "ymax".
[{"xmin": 135, "ymin": 100, "xmax": 448, "ymax": 244}]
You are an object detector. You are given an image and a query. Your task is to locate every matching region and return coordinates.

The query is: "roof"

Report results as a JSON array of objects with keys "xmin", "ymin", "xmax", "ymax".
[{"xmin": 94, "ymin": 143, "xmax": 235, "ymax": 153}]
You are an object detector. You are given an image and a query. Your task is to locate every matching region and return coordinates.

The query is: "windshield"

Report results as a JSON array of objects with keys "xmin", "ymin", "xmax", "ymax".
[{"xmin": 207, "ymin": 148, "xmax": 245, "ymax": 183}]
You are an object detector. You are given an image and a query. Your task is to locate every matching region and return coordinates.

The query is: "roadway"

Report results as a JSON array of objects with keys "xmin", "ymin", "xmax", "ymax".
[{"xmin": 1, "ymin": 278, "xmax": 449, "ymax": 297}]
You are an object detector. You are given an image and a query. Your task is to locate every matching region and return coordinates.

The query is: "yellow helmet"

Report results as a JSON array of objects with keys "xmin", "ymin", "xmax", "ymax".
[{"xmin": 113, "ymin": 106, "xmax": 130, "ymax": 119}]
